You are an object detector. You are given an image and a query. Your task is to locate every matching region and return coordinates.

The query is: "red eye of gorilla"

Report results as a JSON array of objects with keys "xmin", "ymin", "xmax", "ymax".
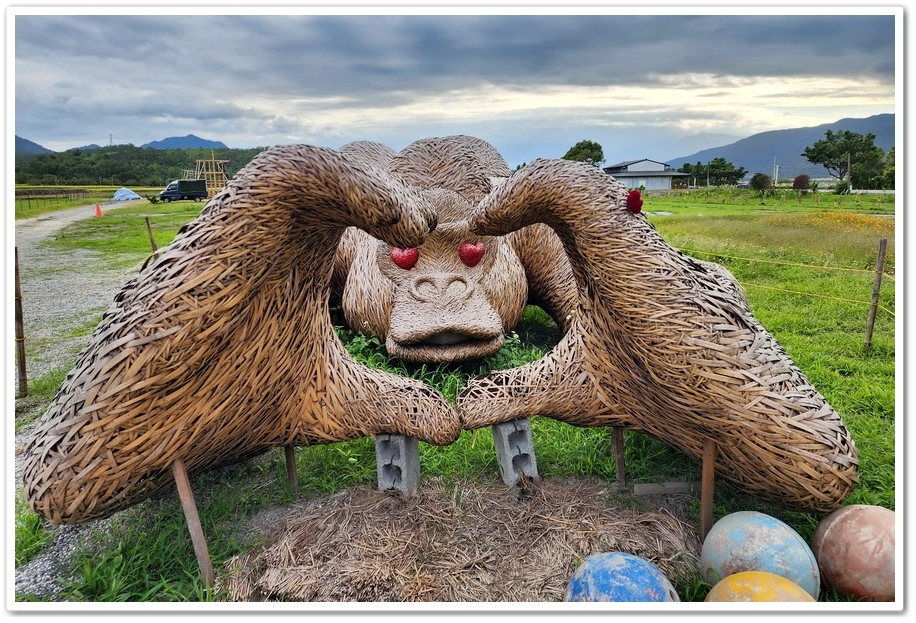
[
  {"xmin": 390, "ymin": 247, "xmax": 419, "ymax": 269},
  {"xmin": 459, "ymin": 241, "xmax": 485, "ymax": 267}
]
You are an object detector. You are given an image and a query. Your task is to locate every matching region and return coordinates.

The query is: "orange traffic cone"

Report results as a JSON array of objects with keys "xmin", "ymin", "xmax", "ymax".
[{"xmin": 95, "ymin": 204, "xmax": 103, "ymax": 217}]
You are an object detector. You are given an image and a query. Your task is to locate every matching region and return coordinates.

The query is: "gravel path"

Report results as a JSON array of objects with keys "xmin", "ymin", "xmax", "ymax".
[
  {"xmin": 12, "ymin": 200, "xmax": 148, "ymax": 601},
  {"xmin": 14, "ymin": 201, "xmax": 146, "ymax": 383}
]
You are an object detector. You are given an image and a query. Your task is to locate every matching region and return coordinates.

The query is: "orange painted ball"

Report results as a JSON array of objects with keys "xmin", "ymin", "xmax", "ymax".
[
  {"xmin": 705, "ymin": 570, "xmax": 816, "ymax": 602},
  {"xmin": 810, "ymin": 504, "xmax": 895, "ymax": 601}
]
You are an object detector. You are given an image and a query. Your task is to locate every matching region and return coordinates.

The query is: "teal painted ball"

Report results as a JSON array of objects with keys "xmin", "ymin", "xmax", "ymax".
[
  {"xmin": 565, "ymin": 552, "xmax": 680, "ymax": 602},
  {"xmin": 701, "ymin": 511, "xmax": 820, "ymax": 600}
]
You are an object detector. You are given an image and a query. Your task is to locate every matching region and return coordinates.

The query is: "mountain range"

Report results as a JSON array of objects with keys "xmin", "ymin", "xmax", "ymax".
[
  {"xmin": 140, "ymin": 134, "xmax": 228, "ymax": 150},
  {"xmin": 15, "ymin": 114, "xmax": 893, "ymax": 180},
  {"xmin": 14, "ymin": 133, "xmax": 228, "ymax": 156},
  {"xmin": 15, "ymin": 135, "xmax": 55, "ymax": 156},
  {"xmin": 663, "ymin": 114, "xmax": 894, "ymax": 180}
]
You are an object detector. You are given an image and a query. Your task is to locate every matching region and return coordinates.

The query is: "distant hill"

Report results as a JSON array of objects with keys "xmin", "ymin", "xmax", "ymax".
[
  {"xmin": 141, "ymin": 134, "xmax": 228, "ymax": 150},
  {"xmin": 666, "ymin": 114, "xmax": 894, "ymax": 181},
  {"xmin": 653, "ymin": 132, "xmax": 743, "ymax": 163},
  {"xmin": 68, "ymin": 144, "xmax": 102, "ymax": 151},
  {"xmin": 14, "ymin": 135, "xmax": 54, "ymax": 158}
]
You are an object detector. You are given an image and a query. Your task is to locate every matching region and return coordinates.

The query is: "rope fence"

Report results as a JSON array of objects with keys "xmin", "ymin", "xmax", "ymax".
[
  {"xmin": 679, "ymin": 237, "xmax": 893, "ymax": 348},
  {"xmin": 738, "ymin": 282, "xmax": 894, "ymax": 317},
  {"xmin": 679, "ymin": 247, "xmax": 895, "ymax": 280},
  {"xmin": 679, "ymin": 245, "xmax": 894, "ymax": 315}
]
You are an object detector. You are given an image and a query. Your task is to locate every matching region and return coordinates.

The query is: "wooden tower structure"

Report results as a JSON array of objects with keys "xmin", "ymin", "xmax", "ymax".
[{"xmin": 195, "ymin": 151, "xmax": 230, "ymax": 197}]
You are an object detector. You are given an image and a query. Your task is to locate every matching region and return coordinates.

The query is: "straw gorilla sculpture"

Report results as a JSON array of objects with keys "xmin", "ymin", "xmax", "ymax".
[{"xmin": 23, "ymin": 135, "xmax": 858, "ymax": 527}]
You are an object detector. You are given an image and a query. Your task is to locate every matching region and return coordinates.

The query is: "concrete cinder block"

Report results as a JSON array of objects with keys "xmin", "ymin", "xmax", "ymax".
[
  {"xmin": 492, "ymin": 418, "xmax": 539, "ymax": 486},
  {"xmin": 375, "ymin": 433, "xmax": 419, "ymax": 493}
]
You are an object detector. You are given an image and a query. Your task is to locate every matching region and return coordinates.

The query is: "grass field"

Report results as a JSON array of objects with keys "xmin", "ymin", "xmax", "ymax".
[{"xmin": 13, "ymin": 188, "xmax": 897, "ymax": 603}]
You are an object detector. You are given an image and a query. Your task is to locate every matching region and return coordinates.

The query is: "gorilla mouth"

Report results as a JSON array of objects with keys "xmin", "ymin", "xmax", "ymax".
[
  {"xmin": 423, "ymin": 331, "xmax": 481, "ymax": 346},
  {"xmin": 387, "ymin": 330, "xmax": 504, "ymax": 363}
]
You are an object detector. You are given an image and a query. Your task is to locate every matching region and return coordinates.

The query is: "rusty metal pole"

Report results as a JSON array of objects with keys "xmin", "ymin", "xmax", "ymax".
[{"xmin": 15, "ymin": 247, "xmax": 28, "ymax": 397}]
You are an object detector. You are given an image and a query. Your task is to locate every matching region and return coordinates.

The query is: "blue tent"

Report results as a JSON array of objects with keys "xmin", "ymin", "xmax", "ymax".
[{"xmin": 113, "ymin": 187, "xmax": 142, "ymax": 201}]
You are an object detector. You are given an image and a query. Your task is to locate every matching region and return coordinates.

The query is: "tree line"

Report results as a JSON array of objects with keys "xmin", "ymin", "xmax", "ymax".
[
  {"xmin": 15, "ymin": 144, "xmax": 267, "ymax": 187},
  {"xmin": 18, "ymin": 130, "xmax": 893, "ymax": 192}
]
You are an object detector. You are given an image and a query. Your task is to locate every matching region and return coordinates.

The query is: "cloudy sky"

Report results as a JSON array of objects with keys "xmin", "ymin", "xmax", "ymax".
[{"xmin": 10, "ymin": 4, "xmax": 899, "ymax": 168}]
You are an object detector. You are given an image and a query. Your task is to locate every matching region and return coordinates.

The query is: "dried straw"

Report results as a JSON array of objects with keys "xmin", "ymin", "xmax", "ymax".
[{"xmin": 219, "ymin": 477, "xmax": 701, "ymax": 602}]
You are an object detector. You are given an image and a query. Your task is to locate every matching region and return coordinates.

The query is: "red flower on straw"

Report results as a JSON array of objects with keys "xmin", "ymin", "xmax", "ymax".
[{"xmin": 626, "ymin": 190, "xmax": 643, "ymax": 214}]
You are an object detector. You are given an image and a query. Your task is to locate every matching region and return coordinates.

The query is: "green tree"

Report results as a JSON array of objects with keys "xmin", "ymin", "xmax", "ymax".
[
  {"xmin": 847, "ymin": 144, "xmax": 886, "ymax": 190},
  {"xmin": 880, "ymin": 147, "xmax": 895, "ymax": 189},
  {"xmin": 706, "ymin": 157, "xmax": 747, "ymax": 186},
  {"xmin": 801, "ymin": 129, "xmax": 882, "ymax": 182},
  {"xmin": 677, "ymin": 158, "xmax": 745, "ymax": 186},
  {"xmin": 562, "ymin": 140, "xmax": 605, "ymax": 167}
]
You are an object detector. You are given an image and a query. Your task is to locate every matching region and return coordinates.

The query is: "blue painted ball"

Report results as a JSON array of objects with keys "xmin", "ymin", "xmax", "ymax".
[
  {"xmin": 701, "ymin": 511, "xmax": 820, "ymax": 600},
  {"xmin": 565, "ymin": 552, "xmax": 680, "ymax": 602}
]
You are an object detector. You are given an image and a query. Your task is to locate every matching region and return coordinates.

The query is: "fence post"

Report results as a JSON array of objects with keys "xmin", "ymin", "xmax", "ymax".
[
  {"xmin": 864, "ymin": 237, "xmax": 888, "ymax": 348},
  {"xmin": 15, "ymin": 247, "xmax": 28, "ymax": 397}
]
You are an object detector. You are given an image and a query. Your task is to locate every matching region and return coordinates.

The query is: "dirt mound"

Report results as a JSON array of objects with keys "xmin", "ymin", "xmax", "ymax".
[{"xmin": 220, "ymin": 476, "xmax": 701, "ymax": 602}]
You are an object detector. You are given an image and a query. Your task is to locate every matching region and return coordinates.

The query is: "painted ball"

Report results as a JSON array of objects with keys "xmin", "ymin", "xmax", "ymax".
[
  {"xmin": 701, "ymin": 511, "xmax": 820, "ymax": 600},
  {"xmin": 705, "ymin": 570, "xmax": 816, "ymax": 602},
  {"xmin": 810, "ymin": 504, "xmax": 895, "ymax": 601},
  {"xmin": 565, "ymin": 552, "xmax": 680, "ymax": 602}
]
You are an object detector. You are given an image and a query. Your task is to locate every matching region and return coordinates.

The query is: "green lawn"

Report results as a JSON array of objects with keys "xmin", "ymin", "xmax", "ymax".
[{"xmin": 14, "ymin": 188, "xmax": 896, "ymax": 602}]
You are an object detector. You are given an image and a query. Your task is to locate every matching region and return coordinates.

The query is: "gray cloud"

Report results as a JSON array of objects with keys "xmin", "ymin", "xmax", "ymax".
[{"xmin": 13, "ymin": 11, "xmax": 897, "ymax": 164}]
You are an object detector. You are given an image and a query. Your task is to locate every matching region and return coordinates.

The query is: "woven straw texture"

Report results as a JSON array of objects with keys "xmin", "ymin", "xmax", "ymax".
[
  {"xmin": 22, "ymin": 144, "xmax": 463, "ymax": 525},
  {"xmin": 457, "ymin": 158, "xmax": 859, "ymax": 513}
]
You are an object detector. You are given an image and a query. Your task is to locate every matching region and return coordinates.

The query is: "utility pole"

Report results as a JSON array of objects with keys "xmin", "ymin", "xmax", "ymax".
[{"xmin": 848, "ymin": 152, "xmax": 853, "ymax": 192}]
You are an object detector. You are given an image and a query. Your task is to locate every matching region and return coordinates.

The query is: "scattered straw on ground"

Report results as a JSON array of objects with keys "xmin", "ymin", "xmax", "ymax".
[{"xmin": 219, "ymin": 476, "xmax": 701, "ymax": 602}]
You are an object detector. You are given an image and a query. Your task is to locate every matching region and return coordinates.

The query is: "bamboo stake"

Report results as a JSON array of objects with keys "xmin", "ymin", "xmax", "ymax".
[
  {"xmin": 700, "ymin": 439, "xmax": 717, "ymax": 541},
  {"xmin": 612, "ymin": 428, "xmax": 626, "ymax": 488},
  {"xmin": 171, "ymin": 458, "xmax": 214, "ymax": 589},
  {"xmin": 864, "ymin": 237, "xmax": 887, "ymax": 348},
  {"xmin": 145, "ymin": 217, "xmax": 159, "ymax": 254},
  {"xmin": 284, "ymin": 445, "xmax": 298, "ymax": 495},
  {"xmin": 15, "ymin": 247, "xmax": 28, "ymax": 397}
]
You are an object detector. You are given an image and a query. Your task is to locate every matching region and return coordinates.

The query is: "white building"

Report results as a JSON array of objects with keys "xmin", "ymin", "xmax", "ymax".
[{"xmin": 602, "ymin": 159, "xmax": 688, "ymax": 191}]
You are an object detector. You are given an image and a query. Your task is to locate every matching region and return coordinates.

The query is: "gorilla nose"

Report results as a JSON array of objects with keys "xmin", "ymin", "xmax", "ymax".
[{"xmin": 410, "ymin": 275, "xmax": 473, "ymax": 302}]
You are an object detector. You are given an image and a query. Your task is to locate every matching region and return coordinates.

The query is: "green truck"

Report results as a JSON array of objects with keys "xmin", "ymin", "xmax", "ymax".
[{"xmin": 159, "ymin": 179, "xmax": 208, "ymax": 202}]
